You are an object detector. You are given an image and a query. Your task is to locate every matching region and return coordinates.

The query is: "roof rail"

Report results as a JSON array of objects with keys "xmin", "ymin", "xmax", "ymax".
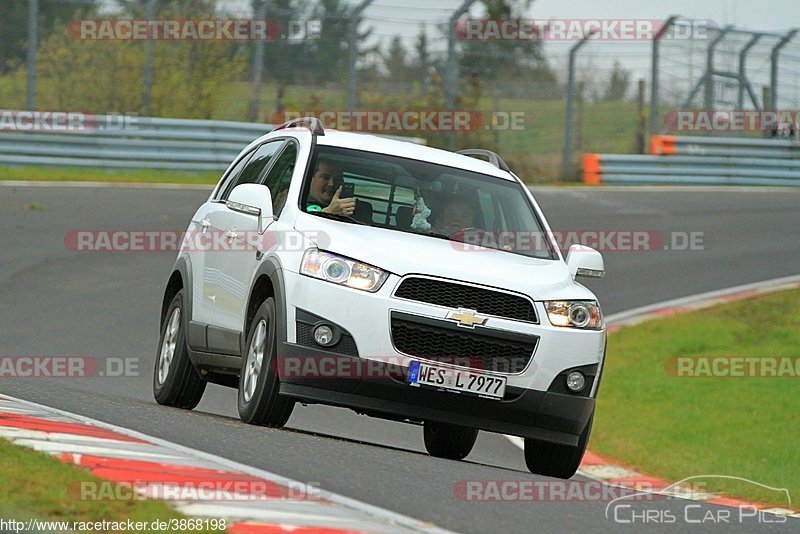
[
  {"xmin": 457, "ymin": 149, "xmax": 510, "ymax": 172},
  {"xmin": 272, "ymin": 117, "xmax": 325, "ymax": 136}
]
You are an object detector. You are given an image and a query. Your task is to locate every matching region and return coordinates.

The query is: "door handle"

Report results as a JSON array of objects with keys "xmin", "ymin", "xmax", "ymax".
[
  {"xmin": 200, "ymin": 219, "xmax": 210, "ymax": 233},
  {"xmin": 225, "ymin": 230, "xmax": 237, "ymax": 240}
]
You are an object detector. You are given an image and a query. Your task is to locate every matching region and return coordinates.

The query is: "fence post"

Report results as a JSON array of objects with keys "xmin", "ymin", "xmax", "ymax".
[
  {"xmin": 737, "ymin": 34, "xmax": 763, "ymax": 111},
  {"xmin": 649, "ymin": 16, "xmax": 676, "ymax": 135},
  {"xmin": 703, "ymin": 26, "xmax": 733, "ymax": 111},
  {"xmin": 770, "ymin": 28, "xmax": 799, "ymax": 110},
  {"xmin": 347, "ymin": 0, "xmax": 373, "ymax": 112},
  {"xmin": 562, "ymin": 33, "xmax": 593, "ymax": 180},
  {"xmin": 249, "ymin": 0, "xmax": 267, "ymax": 122},
  {"xmin": 636, "ymin": 79, "xmax": 646, "ymax": 153},
  {"xmin": 444, "ymin": 0, "xmax": 477, "ymax": 148},
  {"xmin": 142, "ymin": 0, "xmax": 158, "ymax": 115},
  {"xmin": 26, "ymin": 0, "xmax": 38, "ymax": 110},
  {"xmin": 575, "ymin": 82, "xmax": 585, "ymax": 150}
]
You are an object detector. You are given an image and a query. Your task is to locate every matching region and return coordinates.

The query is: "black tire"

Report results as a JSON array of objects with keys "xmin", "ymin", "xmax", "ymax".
[
  {"xmin": 153, "ymin": 290, "xmax": 206, "ymax": 409},
  {"xmin": 423, "ymin": 421, "xmax": 479, "ymax": 460},
  {"xmin": 524, "ymin": 415, "xmax": 593, "ymax": 479},
  {"xmin": 237, "ymin": 297, "xmax": 294, "ymax": 427}
]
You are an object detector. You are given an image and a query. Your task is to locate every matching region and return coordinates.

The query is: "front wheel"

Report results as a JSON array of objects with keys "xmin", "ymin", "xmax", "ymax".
[
  {"xmin": 423, "ymin": 421, "xmax": 479, "ymax": 460},
  {"xmin": 524, "ymin": 415, "xmax": 593, "ymax": 479},
  {"xmin": 153, "ymin": 290, "xmax": 207, "ymax": 409},
  {"xmin": 237, "ymin": 297, "xmax": 294, "ymax": 427}
]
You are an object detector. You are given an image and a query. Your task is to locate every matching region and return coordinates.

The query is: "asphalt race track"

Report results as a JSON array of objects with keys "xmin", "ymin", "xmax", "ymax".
[{"xmin": 1, "ymin": 184, "xmax": 799, "ymax": 533}]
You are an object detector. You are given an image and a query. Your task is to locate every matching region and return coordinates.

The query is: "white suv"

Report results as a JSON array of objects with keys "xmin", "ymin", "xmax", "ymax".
[{"xmin": 153, "ymin": 119, "xmax": 606, "ymax": 479}]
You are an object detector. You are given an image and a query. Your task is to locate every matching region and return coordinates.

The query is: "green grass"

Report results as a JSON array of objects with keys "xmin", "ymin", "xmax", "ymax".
[
  {"xmin": 0, "ymin": 165, "xmax": 219, "ymax": 184},
  {"xmin": 591, "ymin": 289, "xmax": 800, "ymax": 508},
  {"xmin": 0, "ymin": 439, "xmax": 223, "ymax": 533}
]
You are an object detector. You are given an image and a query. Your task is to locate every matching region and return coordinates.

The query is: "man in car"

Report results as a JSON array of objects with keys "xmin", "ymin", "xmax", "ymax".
[
  {"xmin": 430, "ymin": 195, "xmax": 475, "ymax": 236},
  {"xmin": 305, "ymin": 158, "xmax": 356, "ymax": 216}
]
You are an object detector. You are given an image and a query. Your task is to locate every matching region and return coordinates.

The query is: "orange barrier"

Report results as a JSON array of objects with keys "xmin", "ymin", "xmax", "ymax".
[
  {"xmin": 582, "ymin": 153, "xmax": 602, "ymax": 185},
  {"xmin": 650, "ymin": 134, "xmax": 677, "ymax": 155}
]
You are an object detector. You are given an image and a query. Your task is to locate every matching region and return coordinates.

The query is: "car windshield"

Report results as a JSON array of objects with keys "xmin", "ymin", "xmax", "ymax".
[{"xmin": 301, "ymin": 145, "xmax": 557, "ymax": 260}]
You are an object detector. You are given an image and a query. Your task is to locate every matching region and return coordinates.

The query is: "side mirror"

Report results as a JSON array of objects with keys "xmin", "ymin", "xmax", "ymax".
[
  {"xmin": 227, "ymin": 184, "xmax": 274, "ymax": 233},
  {"xmin": 565, "ymin": 244, "xmax": 605, "ymax": 280}
]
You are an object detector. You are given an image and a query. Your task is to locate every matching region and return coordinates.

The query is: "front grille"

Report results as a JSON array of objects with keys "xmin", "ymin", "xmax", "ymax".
[
  {"xmin": 391, "ymin": 318, "xmax": 536, "ymax": 373},
  {"xmin": 394, "ymin": 277, "xmax": 537, "ymax": 323}
]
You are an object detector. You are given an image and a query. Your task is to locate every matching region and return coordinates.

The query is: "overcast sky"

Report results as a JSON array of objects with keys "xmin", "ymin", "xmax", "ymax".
[
  {"xmin": 360, "ymin": 0, "xmax": 800, "ymax": 51},
  {"xmin": 214, "ymin": 1, "xmax": 799, "ymax": 50}
]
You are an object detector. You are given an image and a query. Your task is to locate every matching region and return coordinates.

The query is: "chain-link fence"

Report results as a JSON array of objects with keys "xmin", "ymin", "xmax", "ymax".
[
  {"xmin": 654, "ymin": 18, "xmax": 800, "ymax": 135},
  {"xmin": 1, "ymin": 2, "xmax": 798, "ymax": 182}
]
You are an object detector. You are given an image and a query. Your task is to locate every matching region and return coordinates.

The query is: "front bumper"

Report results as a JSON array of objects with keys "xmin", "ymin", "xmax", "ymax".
[
  {"xmin": 282, "ymin": 270, "xmax": 606, "ymax": 392},
  {"xmin": 278, "ymin": 343, "xmax": 596, "ymax": 446},
  {"xmin": 279, "ymin": 269, "xmax": 604, "ymax": 445}
]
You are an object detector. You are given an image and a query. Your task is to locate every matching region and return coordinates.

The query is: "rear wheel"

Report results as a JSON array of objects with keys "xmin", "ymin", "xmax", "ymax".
[
  {"xmin": 153, "ymin": 290, "xmax": 206, "ymax": 408},
  {"xmin": 237, "ymin": 297, "xmax": 294, "ymax": 427},
  {"xmin": 524, "ymin": 415, "xmax": 593, "ymax": 479},
  {"xmin": 423, "ymin": 421, "xmax": 479, "ymax": 460}
]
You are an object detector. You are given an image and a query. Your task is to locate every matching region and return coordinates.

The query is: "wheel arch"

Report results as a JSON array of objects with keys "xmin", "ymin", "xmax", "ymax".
[
  {"xmin": 161, "ymin": 255, "xmax": 192, "ymax": 330},
  {"xmin": 242, "ymin": 256, "xmax": 288, "ymax": 355}
]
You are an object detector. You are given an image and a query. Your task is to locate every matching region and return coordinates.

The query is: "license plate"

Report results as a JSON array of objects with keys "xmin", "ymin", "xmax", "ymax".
[{"xmin": 407, "ymin": 361, "xmax": 506, "ymax": 399}]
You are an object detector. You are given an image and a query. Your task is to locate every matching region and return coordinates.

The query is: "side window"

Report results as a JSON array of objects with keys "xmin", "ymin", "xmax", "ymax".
[
  {"xmin": 262, "ymin": 142, "xmax": 298, "ymax": 217},
  {"xmin": 213, "ymin": 150, "xmax": 253, "ymax": 201},
  {"xmin": 220, "ymin": 140, "xmax": 284, "ymax": 200}
]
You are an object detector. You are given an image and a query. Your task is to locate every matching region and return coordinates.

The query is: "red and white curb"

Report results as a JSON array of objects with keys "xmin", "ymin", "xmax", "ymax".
[
  {"xmin": 508, "ymin": 274, "xmax": 800, "ymax": 518},
  {"xmin": 0, "ymin": 394, "xmax": 450, "ymax": 534}
]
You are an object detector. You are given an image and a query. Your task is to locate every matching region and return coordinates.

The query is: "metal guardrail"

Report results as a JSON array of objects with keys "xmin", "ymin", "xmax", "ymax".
[
  {"xmin": 651, "ymin": 135, "xmax": 800, "ymax": 159},
  {"xmin": 584, "ymin": 152, "xmax": 800, "ymax": 186},
  {"xmin": 0, "ymin": 115, "xmax": 425, "ymax": 173}
]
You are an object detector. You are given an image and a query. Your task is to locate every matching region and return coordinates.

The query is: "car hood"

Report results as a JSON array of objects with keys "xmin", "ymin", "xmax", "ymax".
[{"xmin": 294, "ymin": 215, "xmax": 596, "ymax": 301}]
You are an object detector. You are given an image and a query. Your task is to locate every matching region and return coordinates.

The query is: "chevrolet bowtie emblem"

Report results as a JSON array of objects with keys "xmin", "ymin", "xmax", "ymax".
[{"xmin": 447, "ymin": 308, "xmax": 488, "ymax": 328}]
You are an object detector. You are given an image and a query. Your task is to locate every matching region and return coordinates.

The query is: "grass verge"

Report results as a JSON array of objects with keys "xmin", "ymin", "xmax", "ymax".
[
  {"xmin": 0, "ymin": 438, "xmax": 224, "ymax": 533},
  {"xmin": 0, "ymin": 166, "xmax": 219, "ymax": 185},
  {"xmin": 592, "ymin": 288, "xmax": 800, "ymax": 508}
]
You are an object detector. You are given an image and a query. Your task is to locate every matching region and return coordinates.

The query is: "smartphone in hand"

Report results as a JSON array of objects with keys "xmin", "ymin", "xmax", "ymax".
[{"xmin": 340, "ymin": 182, "xmax": 355, "ymax": 199}]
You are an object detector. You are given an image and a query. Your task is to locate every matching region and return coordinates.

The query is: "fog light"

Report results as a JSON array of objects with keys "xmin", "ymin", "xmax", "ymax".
[
  {"xmin": 566, "ymin": 371, "xmax": 586, "ymax": 392},
  {"xmin": 313, "ymin": 324, "xmax": 335, "ymax": 346}
]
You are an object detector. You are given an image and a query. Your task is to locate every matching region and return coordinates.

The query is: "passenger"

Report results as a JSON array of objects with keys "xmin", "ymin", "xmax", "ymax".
[{"xmin": 430, "ymin": 195, "xmax": 475, "ymax": 236}]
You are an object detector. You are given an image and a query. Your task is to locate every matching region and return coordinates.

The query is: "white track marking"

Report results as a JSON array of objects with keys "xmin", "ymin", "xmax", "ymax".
[
  {"xmin": 0, "ymin": 394, "xmax": 453, "ymax": 533},
  {"xmin": 505, "ymin": 273, "xmax": 800, "ymax": 513}
]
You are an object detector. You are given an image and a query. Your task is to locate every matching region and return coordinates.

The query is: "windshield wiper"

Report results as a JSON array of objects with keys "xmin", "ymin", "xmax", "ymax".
[
  {"xmin": 424, "ymin": 231, "xmax": 454, "ymax": 241},
  {"xmin": 311, "ymin": 211, "xmax": 367, "ymax": 225}
]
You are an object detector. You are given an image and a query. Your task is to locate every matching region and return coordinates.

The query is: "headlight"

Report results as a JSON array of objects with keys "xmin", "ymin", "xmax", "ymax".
[
  {"xmin": 301, "ymin": 249, "xmax": 389, "ymax": 292},
  {"xmin": 545, "ymin": 300, "xmax": 603, "ymax": 330}
]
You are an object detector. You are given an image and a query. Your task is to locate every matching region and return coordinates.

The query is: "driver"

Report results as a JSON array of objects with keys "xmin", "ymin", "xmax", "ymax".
[
  {"xmin": 431, "ymin": 195, "xmax": 475, "ymax": 236},
  {"xmin": 305, "ymin": 158, "xmax": 356, "ymax": 216}
]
